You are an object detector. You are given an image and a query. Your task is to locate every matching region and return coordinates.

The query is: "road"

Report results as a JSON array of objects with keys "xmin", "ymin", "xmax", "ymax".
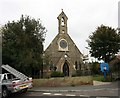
[
  {"xmin": 9, "ymin": 91, "xmax": 119, "ymax": 98},
  {"xmin": 9, "ymin": 81, "xmax": 119, "ymax": 98}
]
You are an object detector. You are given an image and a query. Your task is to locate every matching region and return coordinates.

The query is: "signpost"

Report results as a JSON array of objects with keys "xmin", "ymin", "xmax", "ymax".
[{"xmin": 100, "ymin": 62, "xmax": 109, "ymax": 79}]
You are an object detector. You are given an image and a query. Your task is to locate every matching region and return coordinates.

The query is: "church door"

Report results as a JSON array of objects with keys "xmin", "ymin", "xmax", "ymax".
[{"xmin": 63, "ymin": 61, "xmax": 69, "ymax": 76}]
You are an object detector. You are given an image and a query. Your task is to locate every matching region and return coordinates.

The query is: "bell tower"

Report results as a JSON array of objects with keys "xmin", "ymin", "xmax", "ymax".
[{"xmin": 57, "ymin": 9, "xmax": 68, "ymax": 34}]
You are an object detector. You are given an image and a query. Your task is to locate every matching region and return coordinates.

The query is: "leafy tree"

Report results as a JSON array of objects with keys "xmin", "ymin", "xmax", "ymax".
[
  {"xmin": 87, "ymin": 25, "xmax": 120, "ymax": 62},
  {"xmin": 2, "ymin": 15, "xmax": 47, "ymax": 78},
  {"xmin": 43, "ymin": 53, "xmax": 52, "ymax": 69},
  {"xmin": 90, "ymin": 62, "xmax": 100, "ymax": 75}
]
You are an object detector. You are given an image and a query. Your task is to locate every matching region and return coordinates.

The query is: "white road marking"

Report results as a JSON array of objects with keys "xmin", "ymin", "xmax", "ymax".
[
  {"xmin": 54, "ymin": 93, "xmax": 62, "ymax": 95},
  {"xmin": 43, "ymin": 93, "xmax": 51, "ymax": 95},
  {"xmin": 66, "ymin": 94, "xmax": 76, "ymax": 96},
  {"xmin": 80, "ymin": 95, "xmax": 90, "ymax": 97},
  {"xmin": 96, "ymin": 97, "xmax": 109, "ymax": 98}
]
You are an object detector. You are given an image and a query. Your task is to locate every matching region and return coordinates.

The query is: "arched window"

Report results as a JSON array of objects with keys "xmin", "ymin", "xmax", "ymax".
[
  {"xmin": 61, "ymin": 17, "xmax": 65, "ymax": 26},
  {"xmin": 62, "ymin": 30, "xmax": 65, "ymax": 33},
  {"xmin": 79, "ymin": 61, "xmax": 81, "ymax": 70},
  {"xmin": 75, "ymin": 61, "xmax": 78, "ymax": 70}
]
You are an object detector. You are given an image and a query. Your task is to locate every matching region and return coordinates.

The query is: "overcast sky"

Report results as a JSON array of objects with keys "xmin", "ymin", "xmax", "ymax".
[{"xmin": 0, "ymin": 0, "xmax": 119, "ymax": 58}]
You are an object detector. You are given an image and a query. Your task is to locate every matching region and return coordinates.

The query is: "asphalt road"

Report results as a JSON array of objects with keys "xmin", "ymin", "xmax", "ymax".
[
  {"xmin": 9, "ymin": 81, "xmax": 120, "ymax": 98},
  {"xmin": 8, "ymin": 91, "xmax": 119, "ymax": 98}
]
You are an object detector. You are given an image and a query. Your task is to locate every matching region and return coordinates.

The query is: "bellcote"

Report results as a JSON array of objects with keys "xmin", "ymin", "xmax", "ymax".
[{"xmin": 57, "ymin": 9, "xmax": 68, "ymax": 34}]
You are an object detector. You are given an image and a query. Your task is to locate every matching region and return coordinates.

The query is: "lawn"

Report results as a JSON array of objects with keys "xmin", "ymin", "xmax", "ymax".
[
  {"xmin": 92, "ymin": 75, "xmax": 113, "ymax": 82},
  {"xmin": 33, "ymin": 76, "xmax": 93, "ymax": 87}
]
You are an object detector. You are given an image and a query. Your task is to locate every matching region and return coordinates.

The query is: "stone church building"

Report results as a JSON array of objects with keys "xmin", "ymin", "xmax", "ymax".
[{"xmin": 44, "ymin": 10, "xmax": 85, "ymax": 76}]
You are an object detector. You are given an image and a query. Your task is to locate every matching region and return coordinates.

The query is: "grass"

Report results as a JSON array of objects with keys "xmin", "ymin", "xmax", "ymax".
[
  {"xmin": 92, "ymin": 75, "xmax": 113, "ymax": 82},
  {"xmin": 32, "ymin": 75, "xmax": 115, "ymax": 87},
  {"xmin": 93, "ymin": 75, "xmax": 104, "ymax": 81},
  {"xmin": 33, "ymin": 76, "xmax": 93, "ymax": 87}
]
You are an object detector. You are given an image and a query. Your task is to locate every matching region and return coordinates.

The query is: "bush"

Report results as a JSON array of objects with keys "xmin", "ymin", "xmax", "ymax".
[
  {"xmin": 72, "ymin": 70, "xmax": 82, "ymax": 77},
  {"xmin": 93, "ymin": 75, "xmax": 113, "ymax": 82},
  {"xmin": 91, "ymin": 62, "xmax": 101, "ymax": 75},
  {"xmin": 72, "ymin": 70, "xmax": 91, "ymax": 77},
  {"xmin": 51, "ymin": 71, "xmax": 64, "ymax": 77}
]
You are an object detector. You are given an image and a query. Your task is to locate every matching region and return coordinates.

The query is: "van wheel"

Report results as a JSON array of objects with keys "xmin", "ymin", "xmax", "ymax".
[{"xmin": 2, "ymin": 87, "xmax": 9, "ymax": 98}]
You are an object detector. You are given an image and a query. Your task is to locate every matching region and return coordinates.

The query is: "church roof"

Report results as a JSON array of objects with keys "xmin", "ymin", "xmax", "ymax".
[
  {"xmin": 44, "ymin": 32, "xmax": 83, "ymax": 57},
  {"xmin": 57, "ymin": 9, "xmax": 68, "ymax": 20}
]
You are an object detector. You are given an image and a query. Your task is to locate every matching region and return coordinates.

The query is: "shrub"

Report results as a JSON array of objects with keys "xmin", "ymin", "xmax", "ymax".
[
  {"xmin": 91, "ymin": 62, "xmax": 101, "ymax": 75},
  {"xmin": 93, "ymin": 75, "xmax": 113, "ymax": 82},
  {"xmin": 51, "ymin": 71, "xmax": 64, "ymax": 77},
  {"xmin": 72, "ymin": 70, "xmax": 82, "ymax": 77}
]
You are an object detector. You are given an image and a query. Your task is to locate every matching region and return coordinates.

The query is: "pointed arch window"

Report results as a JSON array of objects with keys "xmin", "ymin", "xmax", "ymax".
[{"xmin": 75, "ymin": 61, "xmax": 78, "ymax": 70}]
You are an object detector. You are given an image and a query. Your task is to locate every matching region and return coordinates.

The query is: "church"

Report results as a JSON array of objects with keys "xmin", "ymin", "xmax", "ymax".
[{"xmin": 44, "ymin": 10, "xmax": 85, "ymax": 77}]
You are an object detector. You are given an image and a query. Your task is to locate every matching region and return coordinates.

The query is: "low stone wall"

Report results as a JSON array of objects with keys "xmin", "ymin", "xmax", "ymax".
[
  {"xmin": 93, "ymin": 80, "xmax": 111, "ymax": 86},
  {"xmin": 33, "ymin": 76, "xmax": 93, "ymax": 87}
]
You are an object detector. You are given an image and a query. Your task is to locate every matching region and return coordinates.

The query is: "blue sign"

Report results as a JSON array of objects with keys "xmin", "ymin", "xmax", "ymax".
[
  {"xmin": 100, "ymin": 62, "xmax": 109, "ymax": 79},
  {"xmin": 100, "ymin": 62, "xmax": 109, "ymax": 73}
]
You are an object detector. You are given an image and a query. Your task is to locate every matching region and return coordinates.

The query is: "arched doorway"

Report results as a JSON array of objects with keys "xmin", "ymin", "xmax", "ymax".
[{"xmin": 63, "ymin": 61, "xmax": 69, "ymax": 76}]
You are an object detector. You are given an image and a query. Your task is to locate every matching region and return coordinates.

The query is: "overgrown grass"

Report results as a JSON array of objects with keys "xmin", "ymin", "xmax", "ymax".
[
  {"xmin": 93, "ymin": 75, "xmax": 103, "ymax": 81},
  {"xmin": 33, "ymin": 76, "xmax": 93, "ymax": 87},
  {"xmin": 92, "ymin": 75, "xmax": 113, "ymax": 82}
]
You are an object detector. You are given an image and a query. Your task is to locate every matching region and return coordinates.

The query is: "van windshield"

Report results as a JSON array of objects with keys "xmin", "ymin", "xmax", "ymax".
[{"xmin": 7, "ymin": 74, "xmax": 16, "ymax": 79}]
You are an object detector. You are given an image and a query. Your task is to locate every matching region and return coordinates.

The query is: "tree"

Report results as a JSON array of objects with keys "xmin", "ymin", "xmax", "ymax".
[
  {"xmin": 87, "ymin": 25, "xmax": 120, "ymax": 62},
  {"xmin": 2, "ymin": 15, "xmax": 47, "ymax": 78},
  {"xmin": 90, "ymin": 62, "xmax": 100, "ymax": 75}
]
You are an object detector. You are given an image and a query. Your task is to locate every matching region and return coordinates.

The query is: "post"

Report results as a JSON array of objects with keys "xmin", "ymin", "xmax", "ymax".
[{"xmin": 103, "ymin": 71, "xmax": 106, "ymax": 79}]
